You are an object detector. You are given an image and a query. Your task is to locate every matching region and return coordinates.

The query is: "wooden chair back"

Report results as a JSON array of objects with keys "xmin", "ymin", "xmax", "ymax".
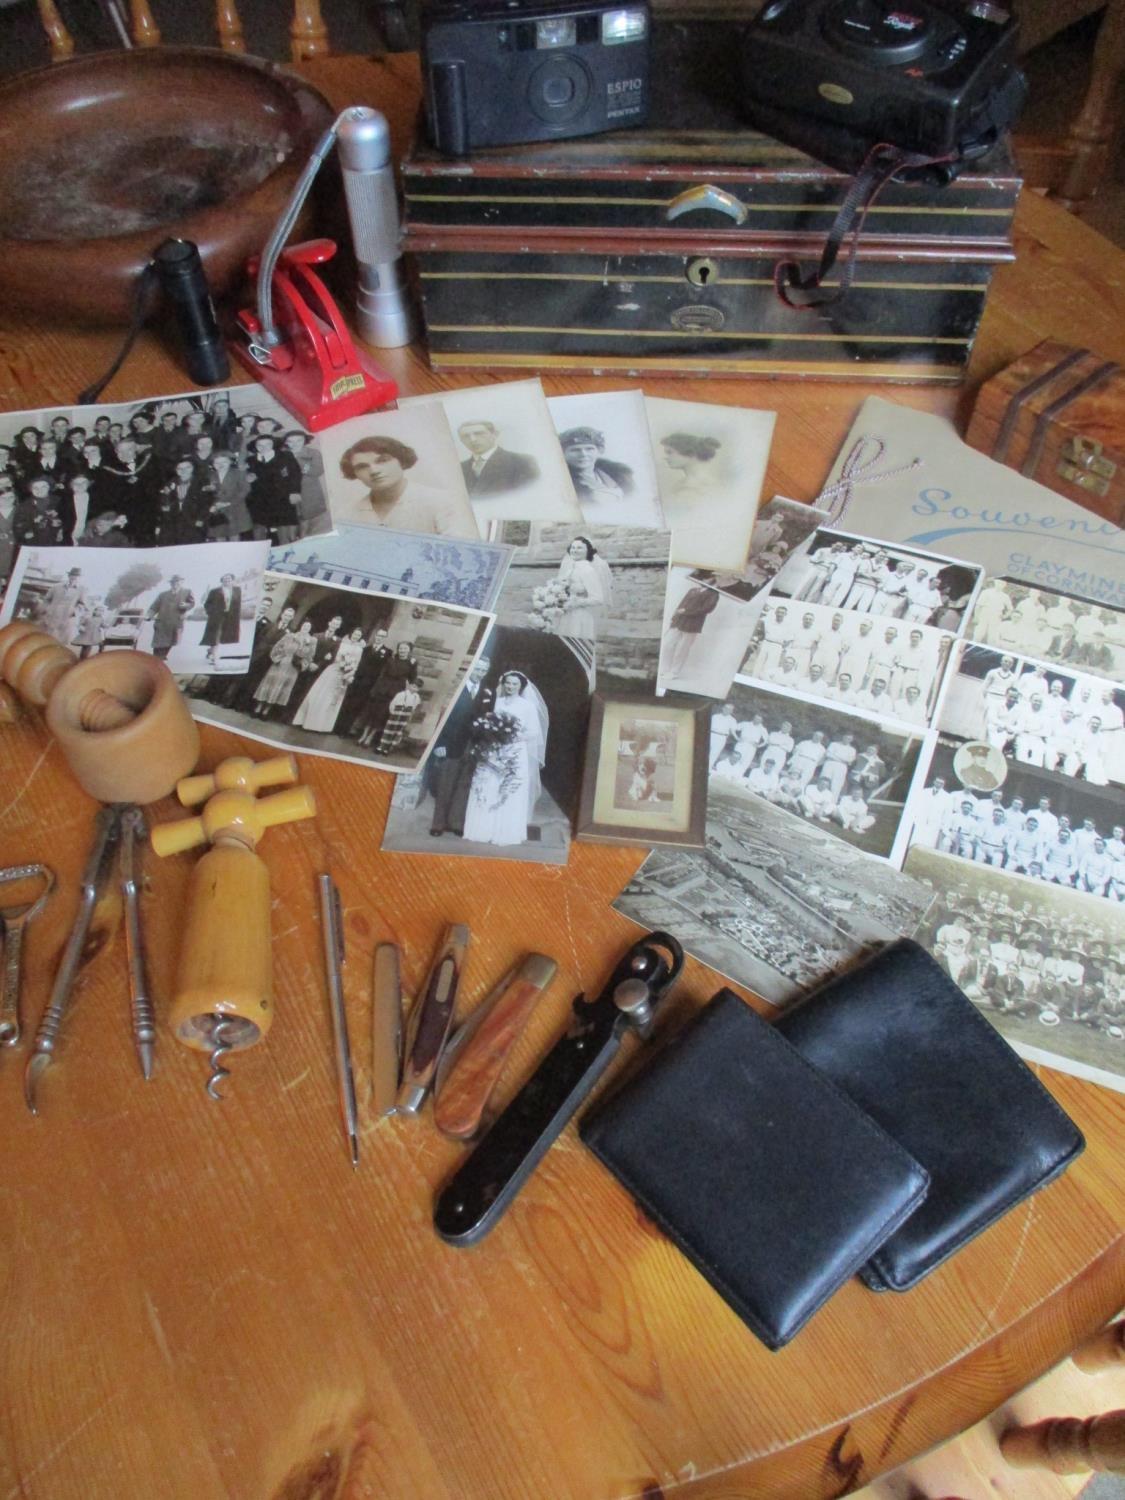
[{"xmin": 35, "ymin": 0, "xmax": 329, "ymax": 64}]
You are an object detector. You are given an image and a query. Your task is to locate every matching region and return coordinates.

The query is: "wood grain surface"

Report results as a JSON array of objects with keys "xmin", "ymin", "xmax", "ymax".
[{"xmin": 0, "ymin": 53, "xmax": 1122, "ymax": 1500}]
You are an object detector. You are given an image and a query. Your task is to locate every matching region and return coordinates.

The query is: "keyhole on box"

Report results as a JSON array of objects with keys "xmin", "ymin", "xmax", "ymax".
[{"xmin": 686, "ymin": 257, "xmax": 719, "ymax": 288}]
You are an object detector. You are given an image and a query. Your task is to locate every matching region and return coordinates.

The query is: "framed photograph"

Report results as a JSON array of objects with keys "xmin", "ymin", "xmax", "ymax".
[{"xmin": 577, "ymin": 692, "xmax": 708, "ymax": 848}]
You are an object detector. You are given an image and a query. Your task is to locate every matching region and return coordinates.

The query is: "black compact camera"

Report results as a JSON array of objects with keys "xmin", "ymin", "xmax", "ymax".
[
  {"xmin": 422, "ymin": 0, "xmax": 650, "ymax": 155},
  {"xmin": 742, "ymin": 0, "xmax": 1026, "ymax": 170}
]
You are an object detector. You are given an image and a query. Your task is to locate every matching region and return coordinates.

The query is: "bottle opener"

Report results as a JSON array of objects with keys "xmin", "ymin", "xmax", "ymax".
[{"xmin": 433, "ymin": 930, "xmax": 683, "ymax": 1247}]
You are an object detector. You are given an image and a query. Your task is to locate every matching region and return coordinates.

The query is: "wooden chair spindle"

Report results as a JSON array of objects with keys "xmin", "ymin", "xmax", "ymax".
[
  {"xmin": 129, "ymin": 0, "xmax": 162, "ymax": 47},
  {"xmin": 1000, "ymin": 1411, "xmax": 1125, "ymax": 1475},
  {"xmin": 214, "ymin": 0, "xmax": 246, "ymax": 51},
  {"xmin": 290, "ymin": 0, "xmax": 329, "ymax": 61},
  {"xmin": 36, "ymin": 0, "xmax": 75, "ymax": 61},
  {"xmin": 1072, "ymin": 1319, "xmax": 1125, "ymax": 1374}
]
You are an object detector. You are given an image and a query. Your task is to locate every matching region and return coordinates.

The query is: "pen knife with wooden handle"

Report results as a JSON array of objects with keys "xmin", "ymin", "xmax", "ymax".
[
  {"xmin": 371, "ymin": 942, "xmax": 403, "ymax": 1117},
  {"xmin": 434, "ymin": 952, "xmax": 557, "ymax": 1141},
  {"xmin": 397, "ymin": 923, "xmax": 470, "ymax": 1116}
]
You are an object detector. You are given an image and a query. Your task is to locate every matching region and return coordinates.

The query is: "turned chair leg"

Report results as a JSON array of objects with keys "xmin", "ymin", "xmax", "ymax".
[{"xmin": 1001, "ymin": 1411, "xmax": 1125, "ymax": 1474}]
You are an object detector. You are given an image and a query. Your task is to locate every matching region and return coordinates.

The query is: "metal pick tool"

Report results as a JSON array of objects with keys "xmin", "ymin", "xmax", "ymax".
[
  {"xmin": 318, "ymin": 874, "xmax": 359, "ymax": 1168},
  {"xmin": 0, "ymin": 863, "xmax": 55, "ymax": 1049}
]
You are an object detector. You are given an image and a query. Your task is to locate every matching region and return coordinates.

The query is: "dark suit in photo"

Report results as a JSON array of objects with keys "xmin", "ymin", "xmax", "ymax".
[
  {"xmin": 202, "ymin": 584, "xmax": 242, "ymax": 647},
  {"xmin": 428, "ymin": 680, "xmax": 495, "ymax": 835},
  {"xmin": 461, "ymin": 448, "xmax": 540, "ymax": 498}
]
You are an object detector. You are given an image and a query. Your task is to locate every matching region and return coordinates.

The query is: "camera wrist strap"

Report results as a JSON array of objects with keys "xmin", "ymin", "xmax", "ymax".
[
  {"xmin": 773, "ymin": 142, "xmax": 953, "ymax": 310},
  {"xmin": 77, "ymin": 259, "xmax": 161, "ymax": 405}
]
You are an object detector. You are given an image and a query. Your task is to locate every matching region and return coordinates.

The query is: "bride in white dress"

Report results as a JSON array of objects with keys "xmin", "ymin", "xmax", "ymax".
[
  {"xmin": 463, "ymin": 670, "xmax": 549, "ymax": 846},
  {"xmin": 292, "ymin": 626, "xmax": 364, "ymax": 733},
  {"xmin": 553, "ymin": 535, "xmax": 614, "ymax": 641}
]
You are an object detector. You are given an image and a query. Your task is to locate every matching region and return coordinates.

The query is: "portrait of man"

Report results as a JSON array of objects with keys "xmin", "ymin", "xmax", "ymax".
[{"xmin": 457, "ymin": 420, "xmax": 540, "ymax": 497}]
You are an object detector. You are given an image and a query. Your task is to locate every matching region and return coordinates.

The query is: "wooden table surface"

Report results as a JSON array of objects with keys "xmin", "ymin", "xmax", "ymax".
[{"xmin": 0, "ymin": 52, "xmax": 1122, "ymax": 1500}]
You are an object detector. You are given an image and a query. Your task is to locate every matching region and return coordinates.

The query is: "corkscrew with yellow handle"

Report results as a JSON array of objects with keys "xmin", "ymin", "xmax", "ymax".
[{"xmin": 150, "ymin": 754, "xmax": 317, "ymax": 1098}]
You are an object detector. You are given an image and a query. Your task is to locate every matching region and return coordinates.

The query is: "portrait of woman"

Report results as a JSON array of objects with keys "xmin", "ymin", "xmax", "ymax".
[
  {"xmin": 559, "ymin": 426, "xmax": 634, "ymax": 509},
  {"xmin": 335, "ymin": 434, "xmax": 476, "ymax": 538},
  {"xmin": 463, "ymin": 670, "xmax": 549, "ymax": 846},
  {"xmin": 659, "ymin": 433, "xmax": 722, "ymax": 494},
  {"xmin": 292, "ymin": 626, "xmax": 364, "ymax": 733},
  {"xmin": 554, "ymin": 535, "xmax": 614, "ymax": 640},
  {"xmin": 355, "ymin": 639, "xmax": 419, "ymax": 749},
  {"xmin": 663, "ymin": 577, "xmax": 721, "ymax": 678},
  {"xmin": 252, "ymin": 618, "xmax": 316, "ymax": 716}
]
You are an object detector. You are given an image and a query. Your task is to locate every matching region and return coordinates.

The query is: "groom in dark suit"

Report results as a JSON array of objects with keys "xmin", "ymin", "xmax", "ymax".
[
  {"xmin": 428, "ymin": 654, "xmax": 494, "ymax": 836},
  {"xmin": 457, "ymin": 421, "xmax": 539, "ymax": 497}
]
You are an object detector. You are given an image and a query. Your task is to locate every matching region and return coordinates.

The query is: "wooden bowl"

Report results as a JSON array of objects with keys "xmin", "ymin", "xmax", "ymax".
[{"xmin": 0, "ymin": 48, "xmax": 335, "ymax": 325}]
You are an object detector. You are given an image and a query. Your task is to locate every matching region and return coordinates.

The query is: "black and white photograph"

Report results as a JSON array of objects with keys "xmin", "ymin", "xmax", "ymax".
[
  {"xmin": 657, "ymin": 566, "xmax": 765, "ymax": 700},
  {"xmin": 317, "ymin": 403, "xmax": 479, "ymax": 540},
  {"xmin": 546, "ymin": 389, "xmax": 664, "ymax": 528},
  {"xmin": 906, "ymin": 846, "xmax": 1125, "ymax": 1094},
  {"xmin": 613, "ymin": 788, "xmax": 934, "ymax": 1005},
  {"xmin": 740, "ymin": 599, "xmax": 955, "ymax": 727},
  {"xmin": 180, "ymin": 573, "xmax": 492, "ymax": 773},
  {"xmin": 902, "ymin": 732, "xmax": 1124, "ymax": 904},
  {"xmin": 687, "ymin": 496, "xmax": 829, "ymax": 606},
  {"xmin": 403, "ymin": 378, "xmax": 582, "ymax": 525},
  {"xmin": 0, "ymin": 385, "xmax": 332, "ymax": 590},
  {"xmin": 381, "ymin": 622, "xmax": 593, "ymax": 864},
  {"xmin": 0, "ymin": 540, "xmax": 268, "ymax": 675},
  {"xmin": 577, "ymin": 693, "xmax": 707, "ymax": 848},
  {"xmin": 268, "ymin": 523, "xmax": 512, "ymax": 612},
  {"xmin": 969, "ymin": 578, "xmax": 1124, "ymax": 680},
  {"xmin": 644, "ymin": 394, "xmax": 774, "ymax": 570},
  {"xmin": 709, "ymin": 681, "xmax": 926, "ymax": 859},
  {"xmin": 938, "ymin": 643, "xmax": 1124, "ymax": 786},
  {"xmin": 770, "ymin": 529, "xmax": 981, "ymax": 629}
]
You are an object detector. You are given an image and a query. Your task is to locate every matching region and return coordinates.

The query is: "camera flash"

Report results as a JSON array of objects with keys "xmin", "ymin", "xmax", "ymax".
[
  {"xmin": 602, "ymin": 7, "xmax": 647, "ymax": 43},
  {"xmin": 536, "ymin": 16, "xmax": 577, "ymax": 46}
]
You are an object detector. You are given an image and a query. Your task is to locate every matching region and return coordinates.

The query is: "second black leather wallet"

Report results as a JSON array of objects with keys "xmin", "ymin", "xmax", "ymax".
[
  {"xmin": 579, "ymin": 990, "xmax": 930, "ymax": 1350},
  {"xmin": 774, "ymin": 939, "xmax": 1086, "ymax": 1291}
]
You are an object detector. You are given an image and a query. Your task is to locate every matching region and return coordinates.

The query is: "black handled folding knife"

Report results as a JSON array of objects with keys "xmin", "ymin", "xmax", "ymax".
[{"xmin": 433, "ymin": 930, "xmax": 683, "ymax": 1247}]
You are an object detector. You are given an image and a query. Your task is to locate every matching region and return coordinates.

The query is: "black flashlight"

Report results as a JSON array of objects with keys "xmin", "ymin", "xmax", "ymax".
[{"xmin": 152, "ymin": 238, "xmax": 230, "ymax": 387}]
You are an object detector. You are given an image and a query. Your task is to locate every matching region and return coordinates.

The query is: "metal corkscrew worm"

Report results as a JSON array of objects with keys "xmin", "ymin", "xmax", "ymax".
[
  {"xmin": 433, "ymin": 931, "xmax": 684, "ymax": 1247},
  {"xmin": 206, "ymin": 1017, "xmax": 240, "ymax": 1100}
]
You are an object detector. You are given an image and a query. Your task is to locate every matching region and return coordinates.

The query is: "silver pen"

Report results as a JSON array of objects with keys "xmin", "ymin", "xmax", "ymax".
[{"xmin": 317, "ymin": 874, "xmax": 359, "ymax": 1168}]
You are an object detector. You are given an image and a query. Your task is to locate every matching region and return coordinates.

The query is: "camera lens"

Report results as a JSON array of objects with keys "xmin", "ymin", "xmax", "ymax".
[{"xmin": 528, "ymin": 55, "xmax": 592, "ymax": 122}]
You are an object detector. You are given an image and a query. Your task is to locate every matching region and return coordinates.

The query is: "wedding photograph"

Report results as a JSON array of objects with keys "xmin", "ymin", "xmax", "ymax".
[
  {"xmin": 711, "ymin": 680, "xmax": 926, "ymax": 859},
  {"xmin": 546, "ymin": 389, "xmax": 664, "ymax": 528},
  {"xmin": 902, "ymin": 732, "xmax": 1124, "ymax": 903},
  {"xmin": 740, "ymin": 599, "xmax": 955, "ymax": 727},
  {"xmin": 687, "ymin": 496, "xmax": 829, "ymax": 606},
  {"xmin": 1, "ymin": 539, "xmax": 269, "ymax": 675},
  {"xmin": 180, "ymin": 573, "xmax": 492, "ymax": 773},
  {"xmin": 657, "ymin": 566, "xmax": 765, "ymax": 700},
  {"xmin": 0, "ymin": 385, "xmax": 330, "ymax": 589},
  {"xmin": 938, "ymin": 643, "xmax": 1124, "ymax": 787},
  {"xmin": 770, "ymin": 528, "xmax": 981, "ymax": 629},
  {"xmin": 614, "ymin": 787, "xmax": 933, "ymax": 1005},
  {"xmin": 381, "ymin": 622, "xmax": 594, "ymax": 864},
  {"xmin": 644, "ymin": 394, "xmax": 774, "ymax": 570},
  {"xmin": 268, "ymin": 523, "xmax": 513, "ymax": 612},
  {"xmin": 905, "ymin": 846, "xmax": 1125, "ymax": 1093},
  {"xmin": 577, "ymin": 693, "xmax": 707, "ymax": 848},
  {"xmin": 403, "ymin": 378, "xmax": 581, "ymax": 525},
  {"xmin": 968, "ymin": 578, "xmax": 1123, "ymax": 679},
  {"xmin": 317, "ymin": 403, "xmax": 479, "ymax": 540}
]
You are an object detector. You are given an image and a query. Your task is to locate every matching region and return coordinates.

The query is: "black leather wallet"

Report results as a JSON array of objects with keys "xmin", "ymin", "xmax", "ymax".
[
  {"xmin": 579, "ymin": 990, "xmax": 930, "ymax": 1350},
  {"xmin": 774, "ymin": 938, "xmax": 1086, "ymax": 1291}
]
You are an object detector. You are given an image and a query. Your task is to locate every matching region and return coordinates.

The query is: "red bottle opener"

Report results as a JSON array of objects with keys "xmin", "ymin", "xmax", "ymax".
[{"xmin": 232, "ymin": 238, "xmax": 398, "ymax": 432}]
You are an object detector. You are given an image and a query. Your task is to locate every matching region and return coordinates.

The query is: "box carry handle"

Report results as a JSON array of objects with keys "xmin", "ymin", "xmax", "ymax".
[{"xmin": 665, "ymin": 185, "xmax": 748, "ymax": 225}]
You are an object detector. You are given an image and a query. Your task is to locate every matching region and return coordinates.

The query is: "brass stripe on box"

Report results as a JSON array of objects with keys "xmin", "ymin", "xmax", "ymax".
[
  {"xmin": 404, "ymin": 193, "xmax": 1013, "ymax": 216},
  {"xmin": 419, "ymin": 270, "xmax": 990, "ymax": 293},
  {"xmin": 426, "ymin": 323, "xmax": 972, "ymax": 345},
  {"xmin": 428, "ymin": 350, "xmax": 963, "ymax": 380}
]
